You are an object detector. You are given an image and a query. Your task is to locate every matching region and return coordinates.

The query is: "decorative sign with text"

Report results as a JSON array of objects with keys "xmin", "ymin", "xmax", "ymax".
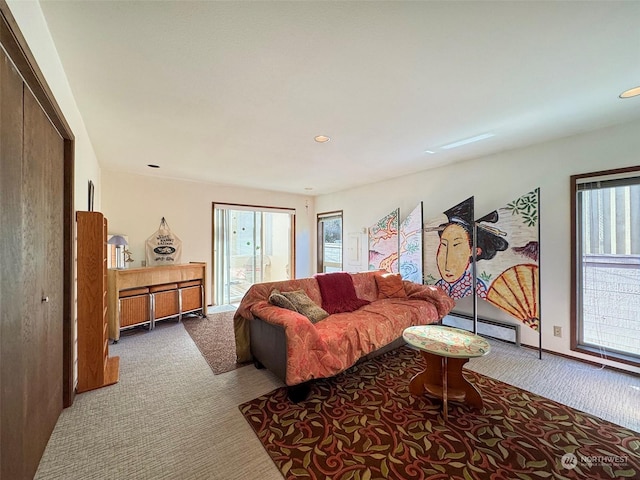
[{"xmin": 145, "ymin": 217, "xmax": 183, "ymax": 266}]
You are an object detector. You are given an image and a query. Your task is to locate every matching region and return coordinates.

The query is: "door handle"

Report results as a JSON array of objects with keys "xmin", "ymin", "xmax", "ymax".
[{"xmin": 41, "ymin": 296, "xmax": 49, "ymax": 303}]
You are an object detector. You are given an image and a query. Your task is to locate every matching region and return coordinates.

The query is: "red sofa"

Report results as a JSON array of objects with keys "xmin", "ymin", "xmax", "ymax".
[{"xmin": 233, "ymin": 271, "xmax": 454, "ymax": 399}]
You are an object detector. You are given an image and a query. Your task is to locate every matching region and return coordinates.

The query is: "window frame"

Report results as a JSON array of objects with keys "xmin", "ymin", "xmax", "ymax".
[
  {"xmin": 317, "ymin": 210, "xmax": 343, "ymax": 273},
  {"xmin": 570, "ymin": 165, "xmax": 640, "ymax": 367}
]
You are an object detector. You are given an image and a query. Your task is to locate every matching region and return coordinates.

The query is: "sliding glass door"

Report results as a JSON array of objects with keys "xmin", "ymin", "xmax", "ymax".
[{"xmin": 213, "ymin": 204, "xmax": 294, "ymax": 305}]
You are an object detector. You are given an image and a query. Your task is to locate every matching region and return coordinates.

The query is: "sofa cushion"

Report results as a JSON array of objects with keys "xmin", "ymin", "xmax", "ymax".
[
  {"xmin": 350, "ymin": 271, "xmax": 379, "ymax": 301},
  {"xmin": 278, "ymin": 289, "xmax": 329, "ymax": 324},
  {"xmin": 315, "ymin": 272, "xmax": 371, "ymax": 314},
  {"xmin": 283, "ymin": 290, "xmax": 330, "ymax": 324},
  {"xmin": 375, "ymin": 273, "xmax": 407, "ymax": 299},
  {"xmin": 268, "ymin": 289, "xmax": 298, "ymax": 312}
]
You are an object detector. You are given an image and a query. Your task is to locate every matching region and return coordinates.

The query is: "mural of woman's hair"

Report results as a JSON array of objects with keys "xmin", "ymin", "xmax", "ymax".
[
  {"xmin": 436, "ymin": 199, "xmax": 473, "ymax": 241},
  {"xmin": 437, "ymin": 204, "xmax": 509, "ymax": 261},
  {"xmin": 475, "ymin": 211, "xmax": 509, "ymax": 260}
]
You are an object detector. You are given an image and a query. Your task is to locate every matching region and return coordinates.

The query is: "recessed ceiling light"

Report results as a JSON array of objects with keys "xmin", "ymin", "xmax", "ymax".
[
  {"xmin": 440, "ymin": 133, "xmax": 495, "ymax": 150},
  {"xmin": 619, "ymin": 86, "xmax": 640, "ymax": 98},
  {"xmin": 314, "ymin": 135, "xmax": 330, "ymax": 143},
  {"xmin": 147, "ymin": 164, "xmax": 160, "ymax": 168},
  {"xmin": 424, "ymin": 150, "xmax": 436, "ymax": 154}
]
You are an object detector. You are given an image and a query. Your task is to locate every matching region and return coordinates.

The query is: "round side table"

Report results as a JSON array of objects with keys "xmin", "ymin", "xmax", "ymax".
[{"xmin": 403, "ymin": 324, "xmax": 490, "ymax": 420}]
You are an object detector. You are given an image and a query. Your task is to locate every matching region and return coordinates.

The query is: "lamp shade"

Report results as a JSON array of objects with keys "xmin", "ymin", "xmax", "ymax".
[{"xmin": 107, "ymin": 235, "xmax": 128, "ymax": 246}]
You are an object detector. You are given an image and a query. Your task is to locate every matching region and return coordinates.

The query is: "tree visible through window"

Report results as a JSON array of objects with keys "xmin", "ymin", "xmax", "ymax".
[{"xmin": 318, "ymin": 211, "xmax": 343, "ymax": 273}]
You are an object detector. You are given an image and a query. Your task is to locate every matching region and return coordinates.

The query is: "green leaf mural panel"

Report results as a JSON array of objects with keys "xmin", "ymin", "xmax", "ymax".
[{"xmin": 478, "ymin": 189, "xmax": 540, "ymax": 331}]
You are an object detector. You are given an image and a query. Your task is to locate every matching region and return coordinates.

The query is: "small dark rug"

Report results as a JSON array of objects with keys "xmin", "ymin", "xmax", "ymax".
[
  {"xmin": 240, "ymin": 346, "xmax": 639, "ymax": 480},
  {"xmin": 182, "ymin": 310, "xmax": 249, "ymax": 374}
]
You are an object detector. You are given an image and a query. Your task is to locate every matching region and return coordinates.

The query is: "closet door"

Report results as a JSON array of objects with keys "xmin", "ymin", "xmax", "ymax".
[
  {"xmin": 0, "ymin": 49, "xmax": 64, "ymax": 479},
  {"xmin": 22, "ymin": 83, "xmax": 65, "ymax": 476},
  {"xmin": 0, "ymin": 45, "xmax": 27, "ymax": 480}
]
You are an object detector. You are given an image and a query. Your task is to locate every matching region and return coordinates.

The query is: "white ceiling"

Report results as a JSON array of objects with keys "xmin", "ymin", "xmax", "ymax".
[{"xmin": 39, "ymin": 1, "xmax": 640, "ymax": 195}]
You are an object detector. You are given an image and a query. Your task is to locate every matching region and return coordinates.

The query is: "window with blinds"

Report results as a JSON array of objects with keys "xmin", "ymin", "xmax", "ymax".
[{"xmin": 571, "ymin": 167, "xmax": 640, "ymax": 365}]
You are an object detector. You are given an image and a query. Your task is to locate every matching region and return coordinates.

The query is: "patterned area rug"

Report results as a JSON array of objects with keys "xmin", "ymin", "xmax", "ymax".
[
  {"xmin": 240, "ymin": 346, "xmax": 639, "ymax": 480},
  {"xmin": 182, "ymin": 310, "xmax": 249, "ymax": 374}
]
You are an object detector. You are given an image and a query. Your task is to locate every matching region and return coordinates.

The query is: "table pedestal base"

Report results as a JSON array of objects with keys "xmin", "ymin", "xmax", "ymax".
[{"xmin": 409, "ymin": 351, "xmax": 483, "ymax": 420}]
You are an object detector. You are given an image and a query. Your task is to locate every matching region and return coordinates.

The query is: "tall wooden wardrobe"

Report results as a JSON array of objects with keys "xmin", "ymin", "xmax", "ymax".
[{"xmin": 0, "ymin": 6, "xmax": 75, "ymax": 480}]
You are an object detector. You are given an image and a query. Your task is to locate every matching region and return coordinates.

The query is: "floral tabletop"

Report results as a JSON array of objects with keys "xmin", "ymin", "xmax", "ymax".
[{"xmin": 403, "ymin": 325, "xmax": 490, "ymax": 358}]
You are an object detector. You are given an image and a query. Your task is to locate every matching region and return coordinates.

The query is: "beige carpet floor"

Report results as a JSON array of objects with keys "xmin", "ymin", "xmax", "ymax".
[
  {"xmin": 34, "ymin": 316, "xmax": 639, "ymax": 479},
  {"xmin": 36, "ymin": 321, "xmax": 284, "ymax": 480}
]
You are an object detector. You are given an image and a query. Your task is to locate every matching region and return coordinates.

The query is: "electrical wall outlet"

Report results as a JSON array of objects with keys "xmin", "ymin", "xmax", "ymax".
[{"xmin": 553, "ymin": 326, "xmax": 562, "ymax": 337}]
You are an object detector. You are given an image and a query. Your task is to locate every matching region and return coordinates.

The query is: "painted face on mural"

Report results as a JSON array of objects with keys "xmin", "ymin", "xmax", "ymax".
[{"xmin": 436, "ymin": 223, "xmax": 474, "ymax": 283}]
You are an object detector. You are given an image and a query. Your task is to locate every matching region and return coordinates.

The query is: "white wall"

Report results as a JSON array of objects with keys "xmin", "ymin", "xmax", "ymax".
[
  {"xmin": 7, "ymin": 1, "xmax": 102, "ymax": 211},
  {"xmin": 101, "ymin": 170, "xmax": 315, "ymax": 305},
  {"xmin": 316, "ymin": 120, "xmax": 640, "ymax": 374}
]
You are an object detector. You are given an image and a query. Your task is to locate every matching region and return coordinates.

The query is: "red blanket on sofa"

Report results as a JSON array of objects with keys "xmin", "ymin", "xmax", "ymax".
[{"xmin": 315, "ymin": 272, "xmax": 370, "ymax": 314}]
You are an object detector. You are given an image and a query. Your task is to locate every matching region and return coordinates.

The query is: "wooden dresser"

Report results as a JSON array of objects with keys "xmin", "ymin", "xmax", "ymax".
[
  {"xmin": 76, "ymin": 211, "xmax": 120, "ymax": 393},
  {"xmin": 107, "ymin": 263, "xmax": 207, "ymax": 341}
]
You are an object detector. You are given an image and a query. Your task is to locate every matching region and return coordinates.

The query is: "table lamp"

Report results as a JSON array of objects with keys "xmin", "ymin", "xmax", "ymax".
[{"xmin": 107, "ymin": 235, "xmax": 128, "ymax": 269}]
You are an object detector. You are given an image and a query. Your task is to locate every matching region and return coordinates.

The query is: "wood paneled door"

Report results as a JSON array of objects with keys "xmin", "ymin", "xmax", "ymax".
[
  {"xmin": 0, "ymin": 5, "xmax": 74, "ymax": 478},
  {"xmin": 0, "ymin": 36, "xmax": 28, "ymax": 480}
]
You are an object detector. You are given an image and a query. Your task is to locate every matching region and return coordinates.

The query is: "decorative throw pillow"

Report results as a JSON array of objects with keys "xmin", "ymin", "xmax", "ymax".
[
  {"xmin": 268, "ymin": 289, "xmax": 298, "ymax": 312},
  {"xmin": 375, "ymin": 272, "xmax": 407, "ymax": 299},
  {"xmin": 281, "ymin": 289, "xmax": 330, "ymax": 324}
]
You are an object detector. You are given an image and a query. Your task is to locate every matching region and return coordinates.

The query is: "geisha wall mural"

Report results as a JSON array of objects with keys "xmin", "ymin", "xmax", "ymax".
[
  {"xmin": 424, "ymin": 197, "xmax": 476, "ymax": 298},
  {"xmin": 399, "ymin": 203, "xmax": 423, "ymax": 283},
  {"xmin": 478, "ymin": 189, "xmax": 540, "ymax": 331},
  {"xmin": 368, "ymin": 208, "xmax": 399, "ymax": 273},
  {"xmin": 369, "ymin": 189, "xmax": 540, "ymax": 355},
  {"xmin": 423, "ymin": 197, "xmax": 509, "ymax": 299},
  {"xmin": 423, "ymin": 190, "xmax": 541, "ymax": 355}
]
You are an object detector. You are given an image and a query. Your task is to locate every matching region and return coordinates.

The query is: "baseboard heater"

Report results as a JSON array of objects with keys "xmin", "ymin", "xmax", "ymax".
[{"xmin": 442, "ymin": 312, "xmax": 521, "ymax": 347}]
